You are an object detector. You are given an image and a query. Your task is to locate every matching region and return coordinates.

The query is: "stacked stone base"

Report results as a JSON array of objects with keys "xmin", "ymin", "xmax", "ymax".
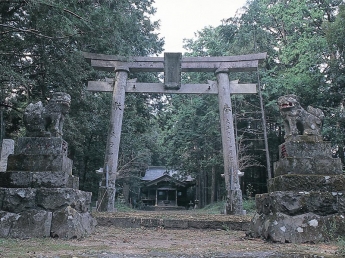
[
  {"xmin": 250, "ymin": 137, "xmax": 345, "ymax": 243},
  {"xmin": 0, "ymin": 137, "xmax": 96, "ymax": 239},
  {"xmin": 250, "ymin": 190, "xmax": 345, "ymax": 243},
  {"xmin": 251, "ymin": 211, "xmax": 345, "ymax": 243},
  {"xmin": 0, "ymin": 188, "xmax": 96, "ymax": 238}
]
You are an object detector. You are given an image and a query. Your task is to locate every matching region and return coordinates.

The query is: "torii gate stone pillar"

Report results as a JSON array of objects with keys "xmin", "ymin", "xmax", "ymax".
[
  {"xmin": 216, "ymin": 69, "xmax": 242, "ymax": 214},
  {"xmin": 97, "ymin": 67, "xmax": 128, "ymax": 212},
  {"xmin": 83, "ymin": 51, "xmax": 267, "ymax": 214}
]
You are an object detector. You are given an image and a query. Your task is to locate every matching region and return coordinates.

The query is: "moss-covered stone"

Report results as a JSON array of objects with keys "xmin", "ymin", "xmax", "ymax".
[
  {"xmin": 250, "ymin": 212, "xmax": 345, "ymax": 243},
  {"xmin": 278, "ymin": 140, "xmax": 333, "ymax": 159},
  {"xmin": 255, "ymin": 191, "xmax": 345, "ymax": 216},
  {"xmin": 268, "ymin": 174, "xmax": 345, "ymax": 192},
  {"xmin": 274, "ymin": 157, "xmax": 343, "ymax": 176}
]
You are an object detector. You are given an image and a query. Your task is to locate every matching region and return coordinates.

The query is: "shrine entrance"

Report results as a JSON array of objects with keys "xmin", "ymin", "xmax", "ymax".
[{"xmin": 83, "ymin": 52, "xmax": 267, "ymax": 214}]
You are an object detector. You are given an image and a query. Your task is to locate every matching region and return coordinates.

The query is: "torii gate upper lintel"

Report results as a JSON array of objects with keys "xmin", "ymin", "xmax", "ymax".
[{"xmin": 83, "ymin": 51, "xmax": 267, "ymax": 214}]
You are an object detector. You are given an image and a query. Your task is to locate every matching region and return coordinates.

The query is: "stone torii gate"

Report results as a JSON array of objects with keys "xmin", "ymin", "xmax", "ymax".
[{"xmin": 83, "ymin": 52, "xmax": 267, "ymax": 214}]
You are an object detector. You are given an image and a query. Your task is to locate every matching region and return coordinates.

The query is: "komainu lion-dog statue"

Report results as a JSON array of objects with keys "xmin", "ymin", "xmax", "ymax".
[
  {"xmin": 23, "ymin": 92, "xmax": 71, "ymax": 137},
  {"xmin": 278, "ymin": 94, "xmax": 324, "ymax": 141}
]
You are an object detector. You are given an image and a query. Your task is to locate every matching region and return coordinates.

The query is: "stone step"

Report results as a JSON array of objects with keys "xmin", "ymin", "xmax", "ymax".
[{"xmin": 96, "ymin": 214, "xmax": 250, "ymax": 231}]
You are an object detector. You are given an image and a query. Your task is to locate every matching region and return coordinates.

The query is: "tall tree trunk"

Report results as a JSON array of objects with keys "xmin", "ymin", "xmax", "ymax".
[
  {"xmin": 339, "ymin": 146, "xmax": 344, "ymax": 165},
  {"xmin": 200, "ymin": 170, "xmax": 204, "ymax": 208},
  {"xmin": 204, "ymin": 170, "xmax": 208, "ymax": 206},
  {"xmin": 195, "ymin": 177, "xmax": 200, "ymax": 208},
  {"xmin": 211, "ymin": 166, "xmax": 216, "ymax": 203},
  {"xmin": 123, "ymin": 181, "xmax": 130, "ymax": 205}
]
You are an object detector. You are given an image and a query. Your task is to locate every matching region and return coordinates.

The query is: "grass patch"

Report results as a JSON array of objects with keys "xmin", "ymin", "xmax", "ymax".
[
  {"xmin": 337, "ymin": 237, "xmax": 345, "ymax": 256},
  {"xmin": 243, "ymin": 198, "xmax": 256, "ymax": 214},
  {"xmin": 197, "ymin": 199, "xmax": 256, "ymax": 215},
  {"xmin": 0, "ymin": 238, "xmax": 76, "ymax": 258},
  {"xmin": 199, "ymin": 201, "xmax": 225, "ymax": 214},
  {"xmin": 115, "ymin": 201, "xmax": 134, "ymax": 212},
  {"xmin": 0, "ymin": 237, "xmax": 111, "ymax": 258}
]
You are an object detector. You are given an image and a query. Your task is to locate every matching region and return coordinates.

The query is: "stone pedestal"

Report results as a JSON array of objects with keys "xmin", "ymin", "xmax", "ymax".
[
  {"xmin": 250, "ymin": 135, "xmax": 345, "ymax": 243},
  {"xmin": 0, "ymin": 137, "xmax": 96, "ymax": 239}
]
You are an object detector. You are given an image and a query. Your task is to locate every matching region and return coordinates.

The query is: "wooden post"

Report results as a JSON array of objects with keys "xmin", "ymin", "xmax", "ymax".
[
  {"xmin": 216, "ymin": 68, "xmax": 243, "ymax": 215},
  {"xmin": 97, "ymin": 66, "xmax": 129, "ymax": 212}
]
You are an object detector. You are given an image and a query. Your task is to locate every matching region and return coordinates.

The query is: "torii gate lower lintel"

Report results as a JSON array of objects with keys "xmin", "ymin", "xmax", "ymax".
[{"xmin": 84, "ymin": 52, "xmax": 267, "ymax": 214}]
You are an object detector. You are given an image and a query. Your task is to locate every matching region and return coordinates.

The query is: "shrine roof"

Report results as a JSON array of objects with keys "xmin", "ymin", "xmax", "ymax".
[{"xmin": 142, "ymin": 166, "xmax": 193, "ymax": 182}]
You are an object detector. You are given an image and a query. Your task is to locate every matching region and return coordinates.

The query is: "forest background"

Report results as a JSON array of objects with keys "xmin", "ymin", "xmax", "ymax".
[{"xmin": 1, "ymin": 0, "xmax": 344, "ymax": 208}]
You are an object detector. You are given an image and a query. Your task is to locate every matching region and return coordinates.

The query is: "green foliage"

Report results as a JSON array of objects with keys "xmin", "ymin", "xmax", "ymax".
[
  {"xmin": 242, "ymin": 199, "xmax": 256, "ymax": 214},
  {"xmin": 115, "ymin": 194, "xmax": 134, "ymax": 212},
  {"xmin": 0, "ymin": 238, "xmax": 76, "ymax": 258},
  {"xmin": 178, "ymin": 0, "xmax": 345, "ymax": 204},
  {"xmin": 196, "ymin": 201, "xmax": 225, "ymax": 214},
  {"xmin": 196, "ymin": 199, "xmax": 255, "ymax": 215},
  {"xmin": 322, "ymin": 4, "xmax": 345, "ymax": 146},
  {"xmin": 245, "ymin": 184, "xmax": 255, "ymax": 199},
  {"xmin": 337, "ymin": 237, "xmax": 345, "ymax": 256},
  {"xmin": 232, "ymin": 0, "xmax": 339, "ymax": 106},
  {"xmin": 161, "ymin": 94, "xmax": 222, "ymax": 174},
  {"xmin": 184, "ymin": 26, "xmax": 231, "ymax": 57},
  {"xmin": 0, "ymin": 0, "xmax": 163, "ymax": 197},
  {"xmin": 327, "ymin": 221, "xmax": 338, "ymax": 240},
  {"xmin": 156, "ymin": 93, "xmax": 225, "ymax": 206}
]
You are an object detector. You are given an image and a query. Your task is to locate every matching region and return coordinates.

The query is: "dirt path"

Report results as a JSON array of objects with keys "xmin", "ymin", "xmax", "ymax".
[
  {"xmin": 76, "ymin": 226, "xmax": 339, "ymax": 257},
  {"xmin": 1, "ymin": 226, "xmax": 339, "ymax": 257}
]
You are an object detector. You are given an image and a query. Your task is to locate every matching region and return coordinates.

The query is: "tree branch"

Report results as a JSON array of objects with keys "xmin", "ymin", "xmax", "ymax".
[
  {"xmin": 0, "ymin": 103, "xmax": 23, "ymax": 114},
  {"xmin": 0, "ymin": 24, "xmax": 81, "ymax": 39},
  {"xmin": 237, "ymin": 136, "xmax": 263, "ymax": 171},
  {"xmin": 37, "ymin": 2, "xmax": 85, "ymax": 20}
]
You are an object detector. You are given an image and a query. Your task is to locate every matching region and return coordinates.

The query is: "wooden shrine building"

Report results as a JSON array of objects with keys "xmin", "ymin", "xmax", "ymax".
[{"xmin": 140, "ymin": 166, "xmax": 194, "ymax": 208}]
